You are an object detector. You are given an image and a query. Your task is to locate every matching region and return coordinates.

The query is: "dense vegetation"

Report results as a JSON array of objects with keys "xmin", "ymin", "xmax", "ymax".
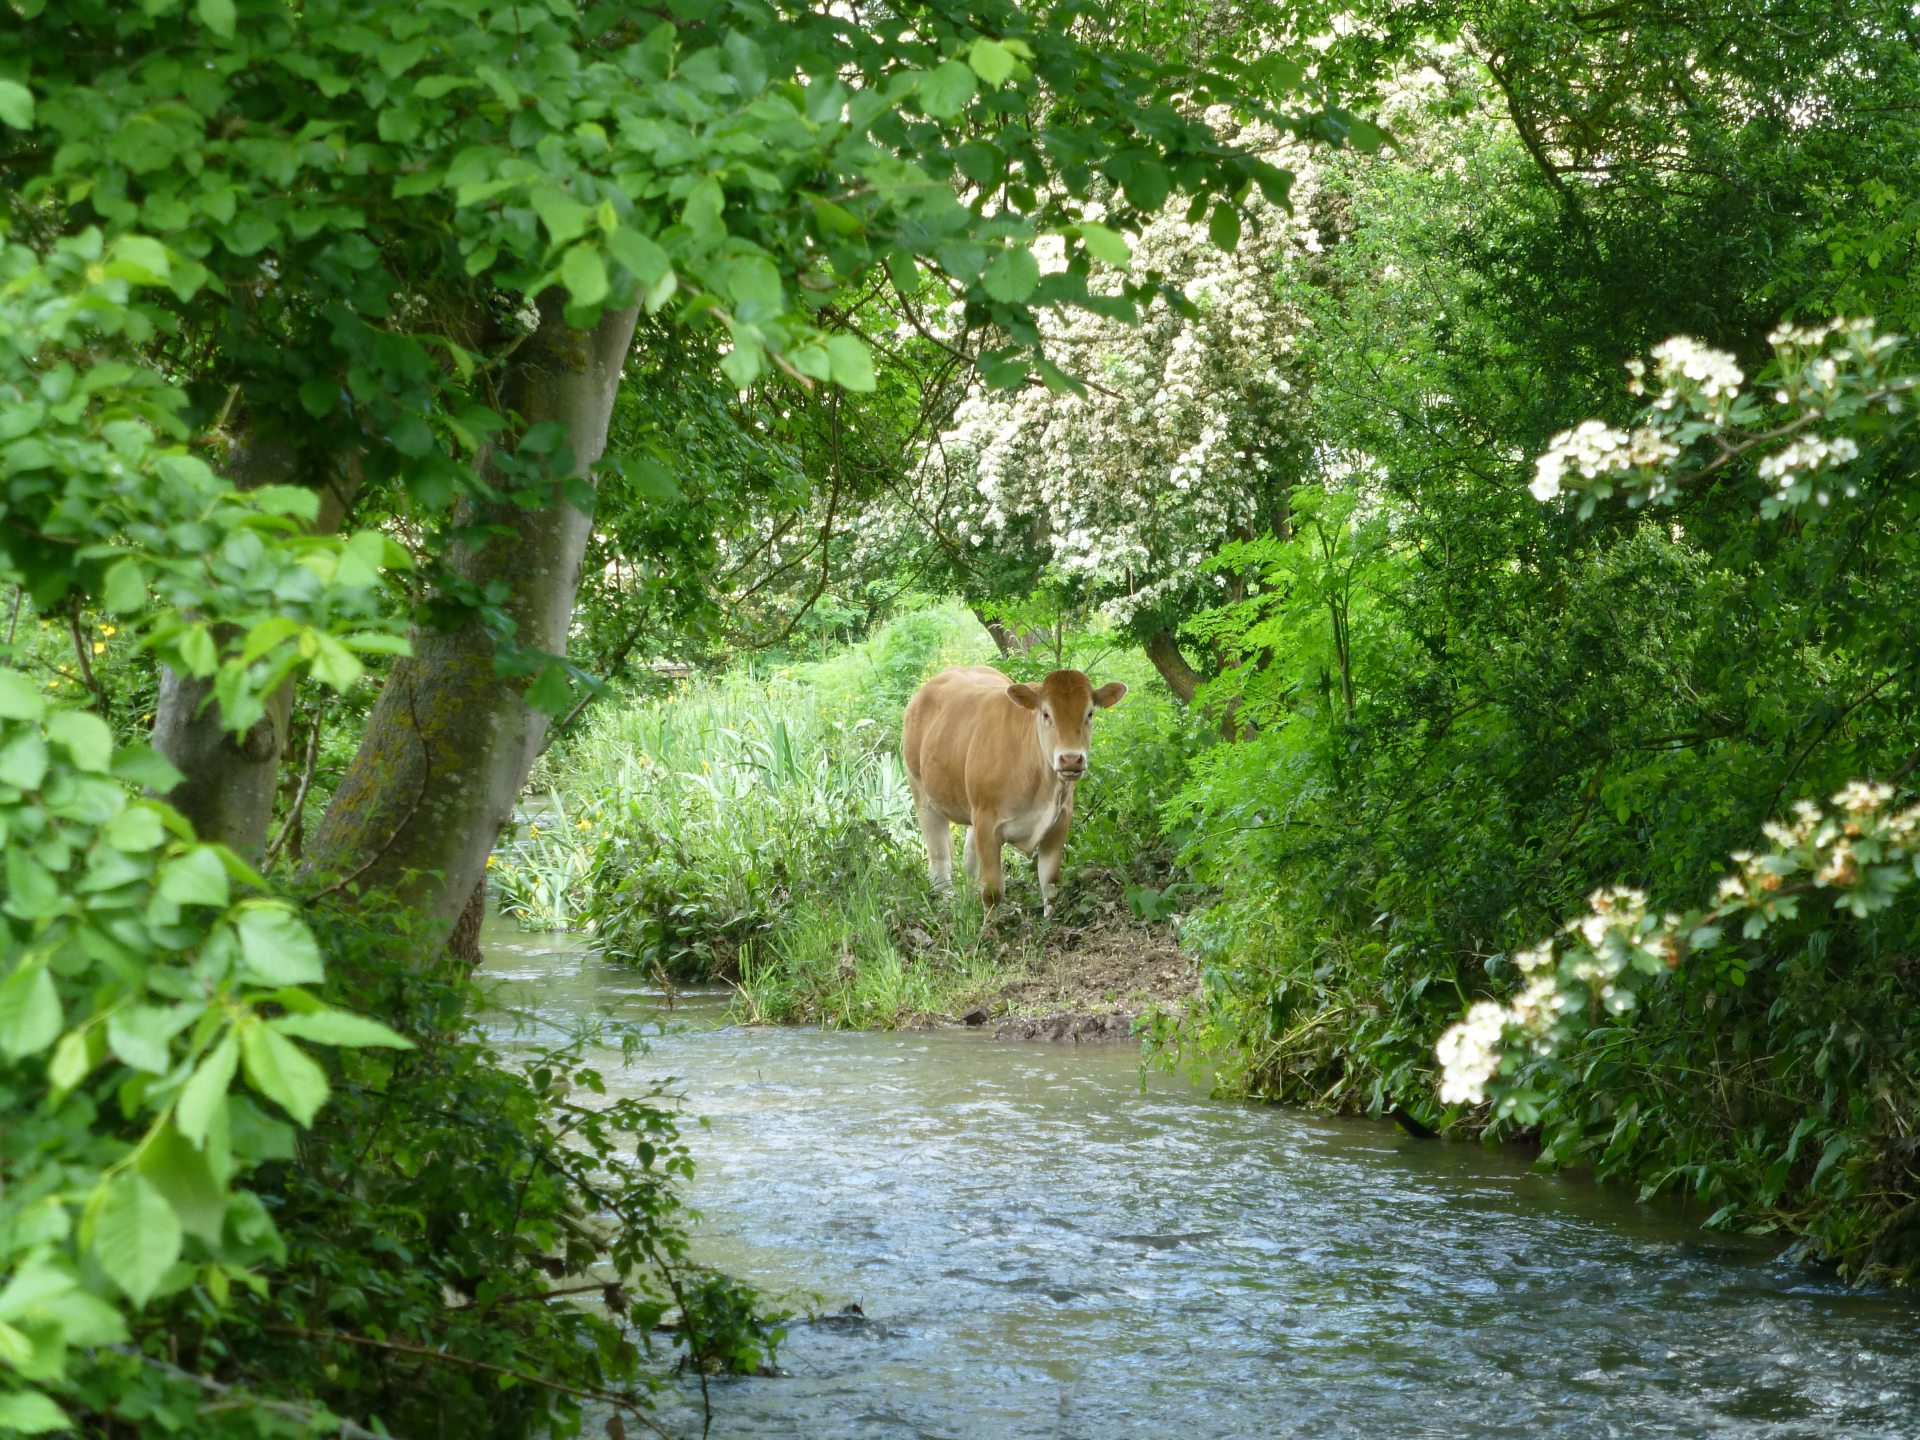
[
  {"xmin": 3, "ymin": 0, "xmax": 1917, "ymax": 1434},
  {"xmin": 527, "ymin": 0, "xmax": 1920, "ymax": 1290}
]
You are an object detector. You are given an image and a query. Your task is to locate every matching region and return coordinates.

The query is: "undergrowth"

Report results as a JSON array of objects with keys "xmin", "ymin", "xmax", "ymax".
[{"xmin": 46, "ymin": 902, "xmax": 780, "ymax": 1438}]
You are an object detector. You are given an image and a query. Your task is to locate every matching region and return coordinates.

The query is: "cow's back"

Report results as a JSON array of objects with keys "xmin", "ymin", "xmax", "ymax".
[{"xmin": 903, "ymin": 665, "xmax": 1023, "ymax": 824}]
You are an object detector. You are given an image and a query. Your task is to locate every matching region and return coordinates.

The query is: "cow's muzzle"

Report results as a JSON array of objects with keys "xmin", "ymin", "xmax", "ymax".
[{"xmin": 1055, "ymin": 753, "xmax": 1088, "ymax": 780}]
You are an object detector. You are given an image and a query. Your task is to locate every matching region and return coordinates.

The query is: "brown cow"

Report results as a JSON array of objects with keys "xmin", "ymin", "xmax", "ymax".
[{"xmin": 901, "ymin": 666, "xmax": 1126, "ymax": 913}]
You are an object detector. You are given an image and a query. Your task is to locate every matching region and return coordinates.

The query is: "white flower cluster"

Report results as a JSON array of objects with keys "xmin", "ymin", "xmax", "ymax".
[
  {"xmin": 1647, "ymin": 337, "xmax": 1744, "ymax": 408},
  {"xmin": 1531, "ymin": 421, "xmax": 1678, "ymax": 502},
  {"xmin": 904, "ymin": 119, "xmax": 1320, "ymax": 623},
  {"xmin": 1754, "ymin": 434, "xmax": 1859, "ymax": 493},
  {"xmin": 1435, "ymin": 1002, "xmax": 1506, "ymax": 1105},
  {"xmin": 1439, "ymin": 781, "xmax": 1920, "ymax": 1112}
]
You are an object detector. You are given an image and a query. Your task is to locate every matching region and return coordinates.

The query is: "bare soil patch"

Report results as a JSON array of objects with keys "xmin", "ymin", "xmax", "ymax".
[{"xmin": 955, "ymin": 918, "xmax": 1199, "ymax": 1043}]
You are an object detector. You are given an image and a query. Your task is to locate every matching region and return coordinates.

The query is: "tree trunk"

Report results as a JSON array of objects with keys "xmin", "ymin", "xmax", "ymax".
[
  {"xmin": 446, "ymin": 877, "xmax": 489, "ymax": 967},
  {"xmin": 971, "ymin": 606, "xmax": 1050, "ymax": 660},
  {"xmin": 152, "ymin": 440, "xmax": 358, "ymax": 859},
  {"xmin": 1144, "ymin": 629, "xmax": 1206, "ymax": 705},
  {"xmin": 301, "ymin": 297, "xmax": 639, "ymax": 945},
  {"xmin": 1145, "ymin": 628, "xmax": 1255, "ymax": 739},
  {"xmin": 974, "ymin": 606, "xmax": 1014, "ymax": 657}
]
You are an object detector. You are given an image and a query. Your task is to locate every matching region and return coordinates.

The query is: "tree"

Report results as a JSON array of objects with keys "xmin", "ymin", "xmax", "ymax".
[{"xmin": 2, "ymin": 0, "xmax": 1366, "ymax": 1425}]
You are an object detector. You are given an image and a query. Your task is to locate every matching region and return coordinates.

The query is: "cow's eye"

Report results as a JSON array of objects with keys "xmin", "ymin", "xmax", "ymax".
[{"xmin": 1086, "ymin": 709, "xmax": 1094, "ymax": 721}]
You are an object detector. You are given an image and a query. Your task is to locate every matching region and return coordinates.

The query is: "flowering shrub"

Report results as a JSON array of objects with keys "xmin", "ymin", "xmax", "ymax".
[
  {"xmin": 904, "ymin": 116, "xmax": 1320, "ymax": 626},
  {"xmin": 1442, "ymin": 316, "xmax": 1920, "ymax": 1175},
  {"xmin": 1530, "ymin": 320, "xmax": 1915, "ymax": 517},
  {"xmin": 1438, "ymin": 782, "xmax": 1920, "ymax": 1114}
]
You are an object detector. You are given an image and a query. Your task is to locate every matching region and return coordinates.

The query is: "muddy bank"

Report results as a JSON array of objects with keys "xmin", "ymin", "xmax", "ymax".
[{"xmin": 938, "ymin": 918, "xmax": 1199, "ymax": 1042}]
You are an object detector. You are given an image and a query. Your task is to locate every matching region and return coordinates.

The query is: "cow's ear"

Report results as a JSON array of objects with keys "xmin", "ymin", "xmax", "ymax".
[
  {"xmin": 1006, "ymin": 683, "xmax": 1041, "ymax": 711},
  {"xmin": 1092, "ymin": 682, "xmax": 1128, "ymax": 709}
]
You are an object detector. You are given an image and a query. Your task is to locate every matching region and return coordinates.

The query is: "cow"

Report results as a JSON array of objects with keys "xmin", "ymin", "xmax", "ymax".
[{"xmin": 901, "ymin": 666, "xmax": 1127, "ymax": 914}]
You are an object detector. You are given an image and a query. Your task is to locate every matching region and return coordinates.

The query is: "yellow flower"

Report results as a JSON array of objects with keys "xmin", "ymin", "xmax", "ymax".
[
  {"xmin": 487, "ymin": 854, "xmax": 498, "ymax": 867},
  {"xmin": 101, "ymin": 625, "xmax": 116, "ymax": 637},
  {"xmin": 530, "ymin": 824, "xmax": 540, "ymax": 837},
  {"xmin": 576, "ymin": 819, "xmax": 590, "ymax": 831},
  {"xmin": 92, "ymin": 642, "xmax": 106, "ymax": 655}
]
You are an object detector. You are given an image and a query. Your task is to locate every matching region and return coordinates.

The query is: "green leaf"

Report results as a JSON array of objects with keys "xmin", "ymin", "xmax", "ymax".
[
  {"xmin": 233, "ymin": 904, "xmax": 324, "ymax": 985},
  {"xmin": 1075, "ymin": 222, "xmax": 1132, "ymax": 268},
  {"xmin": 1341, "ymin": 115, "xmax": 1389, "ymax": 154},
  {"xmin": 112, "ymin": 745, "xmax": 185, "ymax": 792},
  {"xmin": 0, "ymin": 80, "xmax": 34, "ymax": 132},
  {"xmin": 178, "ymin": 625, "xmax": 218, "ymax": 678},
  {"xmin": 49, "ymin": 1029, "xmax": 95, "ymax": 1092},
  {"xmin": 0, "ymin": 961, "xmax": 60, "ymax": 1060},
  {"xmin": 49, "ymin": 710, "xmax": 113, "ymax": 773},
  {"xmin": 0, "ymin": 668, "xmax": 46, "ymax": 721},
  {"xmin": 967, "ymin": 38, "xmax": 1016, "ymax": 88},
  {"xmin": 0, "ymin": 1392, "xmax": 71, "ymax": 1435},
  {"xmin": 982, "ymin": 246, "xmax": 1040, "ymax": 303},
  {"xmin": 681, "ymin": 177, "xmax": 725, "ymax": 240},
  {"xmin": 240, "ymin": 1023, "xmax": 330, "ymax": 1126},
  {"xmin": 90, "ymin": 1172, "xmax": 182, "ymax": 1308},
  {"xmin": 196, "ymin": 0, "xmax": 236, "ymax": 37},
  {"xmin": 106, "ymin": 804, "xmax": 168, "ymax": 853},
  {"xmin": 309, "ymin": 632, "xmax": 364, "ymax": 691},
  {"xmin": 4, "ymin": 849, "xmax": 59, "ymax": 920},
  {"xmin": 531, "ymin": 187, "xmax": 593, "ymax": 246},
  {"xmin": 298, "ymin": 377, "xmax": 338, "ymax": 417},
  {"xmin": 157, "ymin": 847, "xmax": 230, "ymax": 909},
  {"xmin": 719, "ymin": 343, "xmax": 762, "ymax": 390},
  {"xmin": 825, "ymin": 335, "xmax": 876, "ymax": 392},
  {"xmin": 525, "ymin": 664, "xmax": 574, "ymax": 718},
  {"xmin": 178, "ymin": 1032, "xmax": 240, "ymax": 1147},
  {"xmin": 103, "ymin": 556, "xmax": 147, "ymax": 614},
  {"xmin": 137, "ymin": 1123, "xmax": 227, "ymax": 1242},
  {"xmin": 0, "ymin": 731, "xmax": 49, "ymax": 790},
  {"xmin": 270, "ymin": 1009, "xmax": 414, "ymax": 1050},
  {"xmin": 608, "ymin": 227, "xmax": 670, "ymax": 284},
  {"xmin": 108, "ymin": 1004, "xmax": 198, "ymax": 1075},
  {"xmin": 1209, "ymin": 201, "xmax": 1242, "ymax": 252},
  {"xmin": 920, "ymin": 59, "xmax": 976, "ymax": 118},
  {"xmin": 561, "ymin": 244, "xmax": 610, "ymax": 307}
]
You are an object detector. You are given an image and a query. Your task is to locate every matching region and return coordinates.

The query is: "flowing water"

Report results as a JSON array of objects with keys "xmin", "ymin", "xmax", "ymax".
[{"xmin": 481, "ymin": 922, "xmax": 1920, "ymax": 1439}]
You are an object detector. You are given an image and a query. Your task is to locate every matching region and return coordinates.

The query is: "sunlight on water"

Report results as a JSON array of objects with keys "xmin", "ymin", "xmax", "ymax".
[{"xmin": 482, "ymin": 921, "xmax": 1920, "ymax": 1440}]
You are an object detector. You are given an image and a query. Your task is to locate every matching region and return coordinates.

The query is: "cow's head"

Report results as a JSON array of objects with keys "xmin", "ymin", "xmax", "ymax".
[{"xmin": 1006, "ymin": 669, "xmax": 1127, "ymax": 781}]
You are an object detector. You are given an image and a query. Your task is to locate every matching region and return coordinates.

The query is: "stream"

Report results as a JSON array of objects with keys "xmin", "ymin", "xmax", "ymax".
[{"xmin": 480, "ymin": 920, "xmax": 1919, "ymax": 1439}]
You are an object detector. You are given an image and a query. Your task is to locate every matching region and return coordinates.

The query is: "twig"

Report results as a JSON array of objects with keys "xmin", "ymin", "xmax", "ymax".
[
  {"xmin": 1763, "ymin": 672, "xmax": 1901, "ymax": 823},
  {"xmin": 67, "ymin": 603, "xmax": 105, "ymax": 707},
  {"xmin": 258, "ymin": 1324, "xmax": 674, "ymax": 1439},
  {"xmin": 113, "ymin": 1349, "xmax": 390, "ymax": 1440},
  {"xmin": 444, "ymin": 1280, "xmax": 619, "ymax": 1313},
  {"xmin": 265, "ymin": 703, "xmax": 324, "ymax": 867},
  {"xmin": 5, "ymin": 585, "xmax": 21, "ymax": 645}
]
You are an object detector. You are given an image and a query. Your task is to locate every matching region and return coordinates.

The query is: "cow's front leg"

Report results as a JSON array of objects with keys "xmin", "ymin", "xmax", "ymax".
[
  {"xmin": 1036, "ymin": 838, "xmax": 1064, "ymax": 917},
  {"xmin": 1036, "ymin": 792, "xmax": 1074, "ymax": 917},
  {"xmin": 968, "ymin": 810, "xmax": 1005, "ymax": 906}
]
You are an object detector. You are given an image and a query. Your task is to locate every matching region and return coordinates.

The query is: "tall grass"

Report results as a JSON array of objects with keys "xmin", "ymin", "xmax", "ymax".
[{"xmin": 493, "ymin": 603, "xmax": 1198, "ymax": 1023}]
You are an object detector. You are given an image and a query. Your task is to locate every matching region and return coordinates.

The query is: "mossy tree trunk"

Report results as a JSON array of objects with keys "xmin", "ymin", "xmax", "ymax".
[
  {"xmin": 302, "ymin": 297, "xmax": 639, "ymax": 946},
  {"xmin": 152, "ymin": 438, "xmax": 359, "ymax": 859}
]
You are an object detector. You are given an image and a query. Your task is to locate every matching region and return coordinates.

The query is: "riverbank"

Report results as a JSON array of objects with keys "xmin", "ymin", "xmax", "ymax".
[{"xmin": 821, "ymin": 914, "xmax": 1199, "ymax": 1042}]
